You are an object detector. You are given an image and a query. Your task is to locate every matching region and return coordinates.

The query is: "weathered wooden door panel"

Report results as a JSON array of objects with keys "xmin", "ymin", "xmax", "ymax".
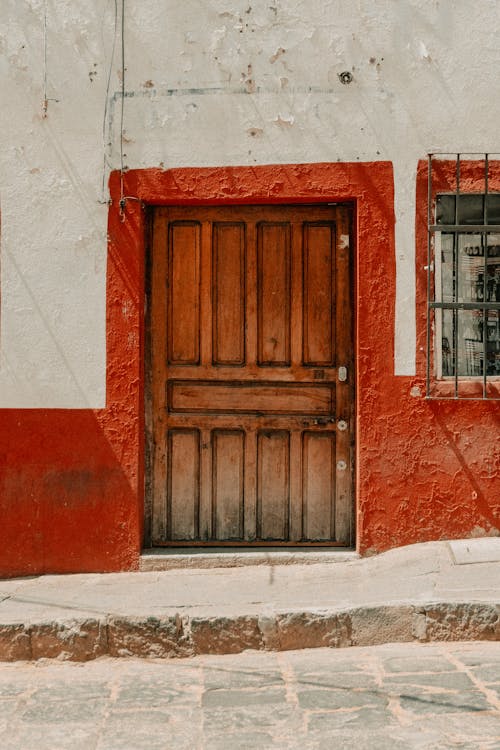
[
  {"xmin": 257, "ymin": 430, "xmax": 290, "ymax": 540},
  {"xmin": 150, "ymin": 204, "xmax": 353, "ymax": 546},
  {"xmin": 257, "ymin": 222, "xmax": 291, "ymax": 365},
  {"xmin": 167, "ymin": 429, "xmax": 199, "ymax": 540},
  {"xmin": 302, "ymin": 432, "xmax": 335, "ymax": 541}
]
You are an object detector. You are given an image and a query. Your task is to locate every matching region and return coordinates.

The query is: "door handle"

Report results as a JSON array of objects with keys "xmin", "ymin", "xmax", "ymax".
[{"xmin": 338, "ymin": 366, "xmax": 348, "ymax": 382}]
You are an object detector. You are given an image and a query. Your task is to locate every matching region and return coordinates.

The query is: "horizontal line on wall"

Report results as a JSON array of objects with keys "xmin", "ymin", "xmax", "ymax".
[{"xmin": 111, "ymin": 85, "xmax": 342, "ymax": 102}]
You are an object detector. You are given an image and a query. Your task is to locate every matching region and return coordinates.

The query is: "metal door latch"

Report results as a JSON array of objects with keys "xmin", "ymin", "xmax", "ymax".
[
  {"xmin": 313, "ymin": 417, "xmax": 335, "ymax": 426},
  {"xmin": 338, "ymin": 366, "xmax": 347, "ymax": 382}
]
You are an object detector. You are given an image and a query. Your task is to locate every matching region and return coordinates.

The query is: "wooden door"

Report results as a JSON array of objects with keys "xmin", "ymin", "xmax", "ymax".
[{"xmin": 149, "ymin": 204, "xmax": 353, "ymax": 546}]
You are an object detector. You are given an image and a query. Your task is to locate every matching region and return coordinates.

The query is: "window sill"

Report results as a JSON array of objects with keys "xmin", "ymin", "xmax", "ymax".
[{"xmin": 427, "ymin": 378, "xmax": 500, "ymax": 400}]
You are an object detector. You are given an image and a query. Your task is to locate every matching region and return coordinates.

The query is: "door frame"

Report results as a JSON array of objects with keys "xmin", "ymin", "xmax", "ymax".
[
  {"xmin": 148, "ymin": 203, "xmax": 354, "ymax": 547},
  {"xmin": 106, "ymin": 161, "xmax": 397, "ymax": 553}
]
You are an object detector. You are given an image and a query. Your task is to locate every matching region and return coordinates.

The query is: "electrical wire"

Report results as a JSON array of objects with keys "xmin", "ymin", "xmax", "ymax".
[
  {"xmin": 42, "ymin": 0, "xmax": 48, "ymax": 117},
  {"xmin": 119, "ymin": 0, "xmax": 126, "ymax": 219},
  {"xmin": 101, "ymin": 0, "xmax": 118, "ymax": 202},
  {"xmin": 102, "ymin": 0, "xmax": 141, "ymax": 217}
]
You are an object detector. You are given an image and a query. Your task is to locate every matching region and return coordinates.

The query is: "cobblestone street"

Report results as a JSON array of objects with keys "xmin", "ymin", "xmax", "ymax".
[{"xmin": 0, "ymin": 642, "xmax": 498, "ymax": 749}]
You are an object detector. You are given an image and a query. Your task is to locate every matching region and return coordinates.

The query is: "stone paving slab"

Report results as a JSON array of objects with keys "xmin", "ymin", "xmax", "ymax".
[
  {"xmin": 0, "ymin": 539, "xmax": 498, "ymax": 661},
  {"xmin": 0, "ymin": 642, "xmax": 498, "ymax": 749},
  {"xmin": 449, "ymin": 538, "xmax": 500, "ymax": 565}
]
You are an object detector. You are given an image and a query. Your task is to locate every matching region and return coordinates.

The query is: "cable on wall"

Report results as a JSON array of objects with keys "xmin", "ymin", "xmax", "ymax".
[
  {"xmin": 41, "ymin": 0, "xmax": 59, "ymax": 117},
  {"xmin": 117, "ymin": 0, "xmax": 142, "ymax": 220},
  {"xmin": 101, "ymin": 0, "xmax": 142, "ymax": 216},
  {"xmin": 42, "ymin": 0, "xmax": 48, "ymax": 117},
  {"xmin": 100, "ymin": 0, "xmax": 118, "ymax": 202},
  {"xmin": 119, "ymin": 0, "xmax": 126, "ymax": 219}
]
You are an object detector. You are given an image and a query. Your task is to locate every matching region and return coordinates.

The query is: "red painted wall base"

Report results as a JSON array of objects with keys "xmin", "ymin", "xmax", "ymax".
[{"xmin": 0, "ymin": 162, "xmax": 498, "ymax": 577}]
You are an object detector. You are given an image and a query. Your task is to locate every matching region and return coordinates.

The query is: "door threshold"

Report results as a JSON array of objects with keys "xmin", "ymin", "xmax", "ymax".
[{"xmin": 139, "ymin": 547, "xmax": 359, "ymax": 572}]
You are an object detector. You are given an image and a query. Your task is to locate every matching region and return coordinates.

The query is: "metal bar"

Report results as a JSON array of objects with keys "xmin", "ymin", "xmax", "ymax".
[
  {"xmin": 454, "ymin": 155, "xmax": 460, "ymax": 346},
  {"xmin": 484, "ymin": 156, "xmax": 489, "ymax": 399},
  {"xmin": 426, "ymin": 154, "xmax": 433, "ymax": 396},
  {"xmin": 485, "ymin": 153, "xmax": 489, "ymax": 203},
  {"xmin": 454, "ymin": 255, "xmax": 458, "ymax": 397},
  {"xmin": 453, "ymin": 157, "xmax": 459, "ymax": 398},
  {"xmin": 453, "ymin": 311, "xmax": 458, "ymax": 399},
  {"xmin": 152, "ymin": 540, "xmax": 351, "ymax": 547},
  {"xmin": 430, "ymin": 301, "xmax": 500, "ymax": 310},
  {"xmin": 483, "ymin": 233, "xmax": 488, "ymax": 397},
  {"xmin": 434, "ymin": 232, "xmax": 443, "ymax": 377},
  {"xmin": 430, "ymin": 225, "xmax": 500, "ymax": 233},
  {"xmin": 428, "ymin": 152, "xmax": 500, "ymax": 156}
]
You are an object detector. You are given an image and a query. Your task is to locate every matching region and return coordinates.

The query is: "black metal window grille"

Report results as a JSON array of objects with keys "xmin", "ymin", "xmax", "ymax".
[{"xmin": 427, "ymin": 153, "xmax": 500, "ymax": 400}]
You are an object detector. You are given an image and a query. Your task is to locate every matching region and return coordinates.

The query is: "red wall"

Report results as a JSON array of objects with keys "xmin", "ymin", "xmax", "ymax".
[{"xmin": 0, "ymin": 161, "xmax": 498, "ymax": 577}]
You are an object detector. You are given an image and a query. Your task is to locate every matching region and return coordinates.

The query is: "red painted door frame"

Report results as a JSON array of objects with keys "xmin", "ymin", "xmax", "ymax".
[{"xmin": 107, "ymin": 161, "xmax": 397, "ymax": 553}]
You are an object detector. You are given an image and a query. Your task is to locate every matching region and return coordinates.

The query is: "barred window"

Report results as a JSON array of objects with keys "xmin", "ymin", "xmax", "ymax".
[{"xmin": 427, "ymin": 155, "xmax": 500, "ymax": 399}]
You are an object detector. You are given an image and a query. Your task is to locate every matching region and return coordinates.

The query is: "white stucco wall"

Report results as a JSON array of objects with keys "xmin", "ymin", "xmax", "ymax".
[{"xmin": 1, "ymin": 0, "xmax": 500, "ymax": 407}]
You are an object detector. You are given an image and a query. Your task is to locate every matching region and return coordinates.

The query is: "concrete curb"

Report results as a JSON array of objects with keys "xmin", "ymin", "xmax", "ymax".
[{"xmin": 0, "ymin": 601, "xmax": 498, "ymax": 662}]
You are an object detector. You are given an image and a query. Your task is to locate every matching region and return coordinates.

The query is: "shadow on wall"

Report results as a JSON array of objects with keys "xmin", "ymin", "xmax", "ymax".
[
  {"xmin": 430, "ymin": 403, "xmax": 500, "ymax": 533},
  {"xmin": 0, "ymin": 409, "xmax": 141, "ymax": 578},
  {"xmin": 0, "ymin": 179, "xmax": 145, "ymax": 579},
  {"xmin": 358, "ymin": 377, "xmax": 500, "ymax": 555}
]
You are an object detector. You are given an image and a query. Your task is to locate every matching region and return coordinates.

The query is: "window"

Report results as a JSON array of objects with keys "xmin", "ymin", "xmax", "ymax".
[{"xmin": 427, "ymin": 155, "xmax": 500, "ymax": 399}]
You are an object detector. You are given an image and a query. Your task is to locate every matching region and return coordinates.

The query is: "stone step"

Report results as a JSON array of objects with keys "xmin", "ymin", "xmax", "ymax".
[
  {"xmin": 1, "ymin": 601, "xmax": 498, "ymax": 662},
  {"xmin": 139, "ymin": 547, "xmax": 359, "ymax": 571},
  {"xmin": 1, "ymin": 538, "xmax": 498, "ymax": 662}
]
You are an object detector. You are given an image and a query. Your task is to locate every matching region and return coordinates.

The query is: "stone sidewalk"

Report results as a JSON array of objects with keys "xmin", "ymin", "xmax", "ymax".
[
  {"xmin": 0, "ymin": 642, "xmax": 499, "ymax": 749},
  {"xmin": 0, "ymin": 538, "xmax": 499, "ymax": 661}
]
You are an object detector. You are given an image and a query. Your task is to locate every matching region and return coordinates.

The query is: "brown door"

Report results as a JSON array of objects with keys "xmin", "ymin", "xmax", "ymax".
[{"xmin": 149, "ymin": 204, "xmax": 353, "ymax": 546}]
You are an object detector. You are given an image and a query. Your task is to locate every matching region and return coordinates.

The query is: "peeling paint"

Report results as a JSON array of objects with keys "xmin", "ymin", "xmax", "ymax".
[
  {"xmin": 274, "ymin": 114, "xmax": 294, "ymax": 127},
  {"xmin": 241, "ymin": 64, "xmax": 255, "ymax": 94},
  {"xmin": 269, "ymin": 47, "xmax": 286, "ymax": 64}
]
